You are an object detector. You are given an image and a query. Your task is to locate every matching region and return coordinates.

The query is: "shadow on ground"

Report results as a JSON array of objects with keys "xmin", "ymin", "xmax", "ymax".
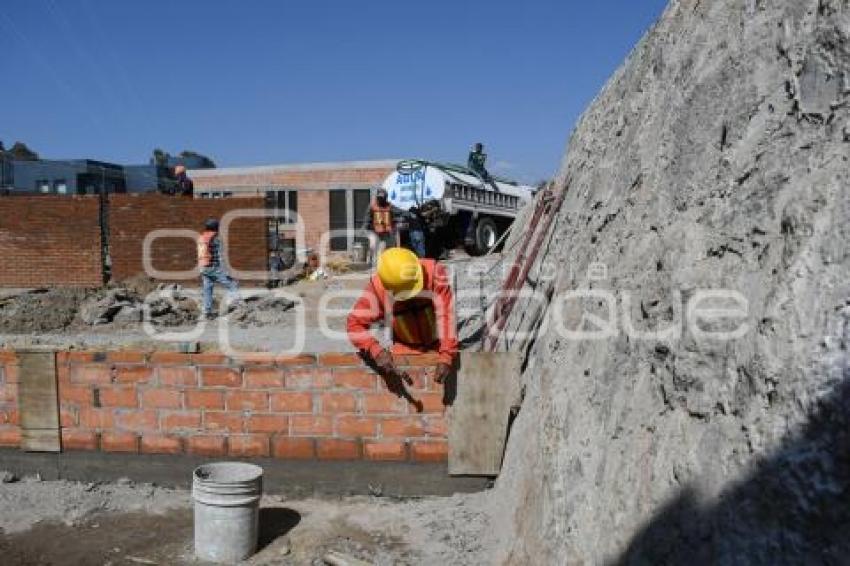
[
  {"xmin": 258, "ymin": 507, "xmax": 301, "ymax": 550},
  {"xmin": 617, "ymin": 379, "xmax": 850, "ymax": 565}
]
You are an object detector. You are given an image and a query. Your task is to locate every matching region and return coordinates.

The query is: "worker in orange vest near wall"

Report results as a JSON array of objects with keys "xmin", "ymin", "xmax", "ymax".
[
  {"xmin": 363, "ymin": 188, "xmax": 397, "ymax": 265},
  {"xmin": 198, "ymin": 218, "xmax": 240, "ymax": 320},
  {"xmin": 347, "ymin": 248, "xmax": 458, "ymax": 388}
]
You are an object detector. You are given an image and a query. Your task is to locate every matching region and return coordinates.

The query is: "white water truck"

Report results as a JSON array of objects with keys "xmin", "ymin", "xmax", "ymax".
[{"xmin": 381, "ymin": 159, "xmax": 536, "ymax": 256}]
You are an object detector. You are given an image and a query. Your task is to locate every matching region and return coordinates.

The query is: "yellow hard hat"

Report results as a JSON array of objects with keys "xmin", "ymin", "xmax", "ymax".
[{"xmin": 377, "ymin": 248, "xmax": 423, "ymax": 301}]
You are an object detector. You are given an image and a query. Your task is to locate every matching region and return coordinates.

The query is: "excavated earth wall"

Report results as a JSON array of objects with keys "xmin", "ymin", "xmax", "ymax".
[{"xmin": 493, "ymin": 0, "xmax": 850, "ymax": 563}]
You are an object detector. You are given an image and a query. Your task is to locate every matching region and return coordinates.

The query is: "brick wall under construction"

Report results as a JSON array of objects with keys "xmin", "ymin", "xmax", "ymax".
[
  {"xmin": 0, "ymin": 350, "xmax": 448, "ymax": 462},
  {"xmin": 0, "ymin": 194, "xmax": 270, "ymax": 288},
  {"xmin": 0, "ymin": 196, "xmax": 104, "ymax": 287},
  {"xmin": 107, "ymin": 194, "xmax": 268, "ymax": 283}
]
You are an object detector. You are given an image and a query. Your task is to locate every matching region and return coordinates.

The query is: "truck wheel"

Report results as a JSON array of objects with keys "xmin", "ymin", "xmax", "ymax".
[{"xmin": 472, "ymin": 217, "xmax": 500, "ymax": 255}]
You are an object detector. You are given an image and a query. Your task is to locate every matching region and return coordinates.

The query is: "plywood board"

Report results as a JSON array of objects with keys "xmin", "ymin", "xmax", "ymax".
[
  {"xmin": 448, "ymin": 352, "xmax": 522, "ymax": 476},
  {"xmin": 18, "ymin": 351, "xmax": 60, "ymax": 452}
]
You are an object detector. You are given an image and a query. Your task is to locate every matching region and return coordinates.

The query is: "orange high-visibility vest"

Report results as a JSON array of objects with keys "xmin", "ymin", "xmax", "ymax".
[
  {"xmin": 346, "ymin": 259, "xmax": 458, "ymax": 366},
  {"xmin": 371, "ymin": 202, "xmax": 393, "ymax": 235},
  {"xmin": 197, "ymin": 230, "xmax": 216, "ymax": 268}
]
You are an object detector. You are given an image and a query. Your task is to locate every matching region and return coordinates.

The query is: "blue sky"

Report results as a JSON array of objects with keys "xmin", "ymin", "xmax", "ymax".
[{"xmin": 0, "ymin": 1, "xmax": 667, "ymax": 182}]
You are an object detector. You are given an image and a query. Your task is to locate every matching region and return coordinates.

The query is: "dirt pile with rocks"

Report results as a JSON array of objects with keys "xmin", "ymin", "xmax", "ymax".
[
  {"xmin": 490, "ymin": 0, "xmax": 850, "ymax": 564},
  {"xmin": 0, "ymin": 277, "xmax": 297, "ymax": 334}
]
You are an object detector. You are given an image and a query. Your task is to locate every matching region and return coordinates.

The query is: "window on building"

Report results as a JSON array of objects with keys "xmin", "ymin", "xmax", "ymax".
[
  {"xmin": 353, "ymin": 189, "xmax": 371, "ymax": 248},
  {"xmin": 36, "ymin": 180, "xmax": 50, "ymax": 193},
  {"xmin": 54, "ymin": 180, "xmax": 68, "ymax": 195},
  {"xmin": 223, "ymin": 192, "xmax": 233, "ymax": 198},
  {"xmin": 329, "ymin": 189, "xmax": 348, "ymax": 251}
]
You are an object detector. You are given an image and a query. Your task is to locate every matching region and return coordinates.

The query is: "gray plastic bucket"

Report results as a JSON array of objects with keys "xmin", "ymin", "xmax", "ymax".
[{"xmin": 193, "ymin": 462, "xmax": 264, "ymax": 563}]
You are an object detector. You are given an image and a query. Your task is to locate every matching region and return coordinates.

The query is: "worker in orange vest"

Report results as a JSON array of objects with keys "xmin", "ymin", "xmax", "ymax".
[
  {"xmin": 347, "ymin": 247, "xmax": 458, "ymax": 386},
  {"xmin": 363, "ymin": 188, "xmax": 396, "ymax": 265},
  {"xmin": 198, "ymin": 218, "xmax": 239, "ymax": 320}
]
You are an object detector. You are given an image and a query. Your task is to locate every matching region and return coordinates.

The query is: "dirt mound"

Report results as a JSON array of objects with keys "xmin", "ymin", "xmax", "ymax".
[
  {"xmin": 0, "ymin": 289, "xmax": 86, "ymax": 333},
  {"xmin": 491, "ymin": 1, "xmax": 850, "ymax": 564}
]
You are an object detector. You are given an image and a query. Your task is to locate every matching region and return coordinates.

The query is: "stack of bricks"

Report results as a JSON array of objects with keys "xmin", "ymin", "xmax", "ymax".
[
  {"xmin": 0, "ymin": 196, "xmax": 103, "ymax": 287},
  {"xmin": 107, "ymin": 194, "xmax": 268, "ymax": 282},
  {"xmin": 0, "ymin": 349, "xmax": 449, "ymax": 462}
]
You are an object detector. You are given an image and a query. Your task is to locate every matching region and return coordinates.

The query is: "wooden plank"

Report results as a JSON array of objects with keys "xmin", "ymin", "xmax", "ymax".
[
  {"xmin": 18, "ymin": 351, "xmax": 60, "ymax": 452},
  {"xmin": 448, "ymin": 352, "xmax": 521, "ymax": 476}
]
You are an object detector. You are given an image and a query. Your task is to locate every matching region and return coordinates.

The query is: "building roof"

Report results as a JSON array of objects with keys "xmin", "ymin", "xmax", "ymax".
[{"xmin": 187, "ymin": 159, "xmax": 400, "ymax": 178}]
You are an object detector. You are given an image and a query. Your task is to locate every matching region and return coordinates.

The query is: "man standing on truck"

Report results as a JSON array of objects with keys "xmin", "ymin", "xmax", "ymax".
[
  {"xmin": 347, "ymin": 248, "xmax": 457, "ymax": 392},
  {"xmin": 364, "ymin": 188, "xmax": 396, "ymax": 265},
  {"xmin": 467, "ymin": 142, "xmax": 490, "ymax": 180},
  {"xmin": 198, "ymin": 218, "xmax": 240, "ymax": 320}
]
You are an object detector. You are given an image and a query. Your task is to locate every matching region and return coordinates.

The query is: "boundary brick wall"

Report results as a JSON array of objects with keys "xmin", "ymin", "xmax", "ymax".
[
  {"xmin": 108, "ymin": 194, "xmax": 268, "ymax": 282},
  {"xmin": 0, "ymin": 196, "xmax": 103, "ymax": 287},
  {"xmin": 0, "ymin": 350, "xmax": 448, "ymax": 462}
]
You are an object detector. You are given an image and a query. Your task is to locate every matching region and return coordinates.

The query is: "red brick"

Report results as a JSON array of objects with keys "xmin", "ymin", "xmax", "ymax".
[
  {"xmin": 0, "ymin": 428, "xmax": 21, "ymax": 447},
  {"xmin": 99, "ymin": 387, "xmax": 138, "ymax": 408},
  {"xmin": 274, "ymin": 354, "xmax": 317, "ymax": 366},
  {"xmin": 67, "ymin": 351, "xmax": 97, "ymax": 363},
  {"xmin": 0, "ymin": 383, "xmax": 17, "ymax": 404},
  {"xmin": 106, "ymin": 351, "xmax": 147, "ymax": 364},
  {"xmin": 158, "ymin": 366, "xmax": 197, "ymax": 386},
  {"xmin": 56, "ymin": 364, "xmax": 71, "ymax": 384},
  {"xmin": 228, "ymin": 434, "xmax": 269, "ymax": 457},
  {"xmin": 336, "ymin": 416, "xmax": 378, "ymax": 437},
  {"xmin": 186, "ymin": 390, "xmax": 224, "ymax": 409},
  {"xmin": 0, "ymin": 351, "xmax": 17, "ymax": 363},
  {"xmin": 291, "ymin": 415, "xmax": 333, "ymax": 436},
  {"xmin": 141, "ymin": 388, "xmax": 182, "ymax": 409},
  {"xmin": 160, "ymin": 411, "xmax": 202, "ymax": 431},
  {"xmin": 424, "ymin": 415, "xmax": 448, "ymax": 437},
  {"xmin": 319, "ymin": 392, "xmax": 357, "ymax": 413},
  {"xmin": 317, "ymin": 439, "xmax": 361, "ymax": 460},
  {"xmin": 61, "ymin": 429, "xmax": 98, "ymax": 451},
  {"xmin": 363, "ymin": 393, "xmax": 408, "ymax": 415},
  {"xmin": 270, "ymin": 392, "xmax": 312, "ymax": 413},
  {"xmin": 187, "ymin": 435, "xmax": 226, "ymax": 457},
  {"xmin": 192, "ymin": 353, "xmax": 230, "ymax": 365},
  {"xmin": 79, "ymin": 407, "xmax": 115, "ymax": 429},
  {"xmin": 246, "ymin": 414, "xmax": 288, "ymax": 433},
  {"xmin": 58, "ymin": 383, "xmax": 93, "ymax": 405},
  {"xmin": 204, "ymin": 411, "xmax": 243, "ymax": 432},
  {"xmin": 333, "ymin": 369, "xmax": 377, "ymax": 390},
  {"xmin": 201, "ymin": 367, "xmax": 242, "ymax": 388},
  {"xmin": 149, "ymin": 351, "xmax": 193, "ymax": 365},
  {"xmin": 318, "ymin": 353, "xmax": 362, "ymax": 366},
  {"xmin": 285, "ymin": 368, "xmax": 333, "ymax": 389},
  {"xmin": 60, "ymin": 408, "xmax": 78, "ymax": 428},
  {"xmin": 71, "ymin": 365, "xmax": 112, "ymax": 385},
  {"xmin": 114, "ymin": 366, "xmax": 154, "ymax": 384},
  {"xmin": 411, "ymin": 441, "xmax": 448, "ymax": 462},
  {"xmin": 226, "ymin": 391, "xmax": 269, "ymax": 411},
  {"xmin": 141, "ymin": 434, "xmax": 183, "ymax": 454},
  {"xmin": 381, "ymin": 417, "xmax": 426, "ymax": 438},
  {"xmin": 243, "ymin": 367, "xmax": 284, "ymax": 388},
  {"xmin": 114, "ymin": 410, "xmax": 158, "ymax": 432},
  {"xmin": 399, "ymin": 352, "xmax": 443, "ymax": 366},
  {"xmin": 272, "ymin": 437, "xmax": 315, "ymax": 460},
  {"xmin": 419, "ymin": 393, "xmax": 445, "ymax": 414},
  {"xmin": 101, "ymin": 431, "xmax": 138, "ymax": 453},
  {"xmin": 364, "ymin": 441, "xmax": 407, "ymax": 461},
  {"xmin": 3, "ymin": 365, "xmax": 19, "ymax": 384}
]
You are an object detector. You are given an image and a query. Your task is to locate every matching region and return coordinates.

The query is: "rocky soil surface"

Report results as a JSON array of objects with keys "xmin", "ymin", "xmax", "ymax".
[{"xmin": 488, "ymin": 0, "xmax": 850, "ymax": 564}]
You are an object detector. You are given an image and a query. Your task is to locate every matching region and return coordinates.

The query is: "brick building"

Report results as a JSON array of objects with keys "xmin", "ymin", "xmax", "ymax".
[{"xmin": 189, "ymin": 160, "xmax": 398, "ymax": 256}]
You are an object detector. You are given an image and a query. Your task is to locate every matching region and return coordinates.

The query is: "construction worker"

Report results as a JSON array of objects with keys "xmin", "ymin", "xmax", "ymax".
[
  {"xmin": 363, "ymin": 188, "xmax": 396, "ymax": 264},
  {"xmin": 174, "ymin": 164, "xmax": 194, "ymax": 197},
  {"xmin": 347, "ymin": 248, "xmax": 458, "ymax": 388},
  {"xmin": 198, "ymin": 218, "xmax": 239, "ymax": 320}
]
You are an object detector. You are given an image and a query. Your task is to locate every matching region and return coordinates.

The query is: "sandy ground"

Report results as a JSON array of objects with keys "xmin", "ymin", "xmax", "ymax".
[{"xmin": 0, "ymin": 474, "xmax": 491, "ymax": 565}]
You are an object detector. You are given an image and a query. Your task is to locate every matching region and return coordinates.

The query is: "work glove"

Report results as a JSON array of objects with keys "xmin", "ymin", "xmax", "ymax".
[
  {"xmin": 374, "ymin": 350, "xmax": 413, "ymax": 386},
  {"xmin": 434, "ymin": 363, "xmax": 452, "ymax": 385}
]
